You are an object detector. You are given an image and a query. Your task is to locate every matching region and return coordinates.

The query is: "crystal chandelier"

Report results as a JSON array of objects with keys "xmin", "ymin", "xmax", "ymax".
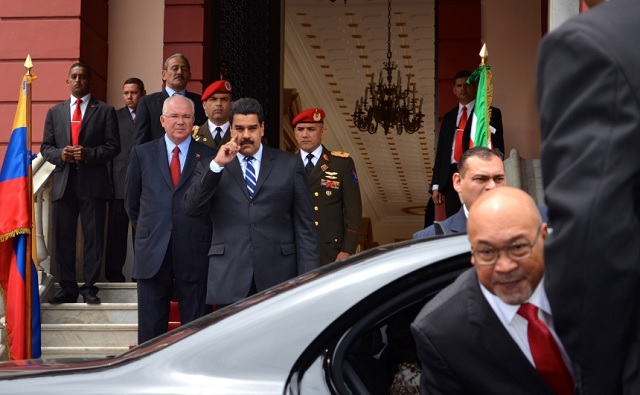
[{"xmin": 352, "ymin": 0, "xmax": 424, "ymax": 135}]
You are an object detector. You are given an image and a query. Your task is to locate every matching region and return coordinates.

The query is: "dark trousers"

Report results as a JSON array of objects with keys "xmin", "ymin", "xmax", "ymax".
[
  {"xmin": 136, "ymin": 242, "xmax": 208, "ymax": 344},
  {"xmin": 54, "ymin": 169, "xmax": 106, "ymax": 297},
  {"xmin": 424, "ymin": 164, "xmax": 461, "ymax": 226},
  {"xmin": 105, "ymin": 198, "xmax": 130, "ymax": 282},
  {"xmin": 441, "ymin": 163, "xmax": 462, "ymax": 218}
]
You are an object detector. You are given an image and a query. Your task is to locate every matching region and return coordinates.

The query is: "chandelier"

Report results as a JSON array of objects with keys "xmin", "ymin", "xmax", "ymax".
[{"xmin": 352, "ymin": 0, "xmax": 424, "ymax": 135}]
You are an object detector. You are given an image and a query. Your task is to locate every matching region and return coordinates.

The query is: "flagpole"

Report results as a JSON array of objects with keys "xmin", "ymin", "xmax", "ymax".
[{"xmin": 24, "ymin": 54, "xmax": 34, "ymax": 359}]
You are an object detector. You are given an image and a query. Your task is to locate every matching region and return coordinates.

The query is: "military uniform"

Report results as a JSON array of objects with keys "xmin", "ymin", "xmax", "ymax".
[
  {"xmin": 192, "ymin": 122, "xmax": 230, "ymax": 150},
  {"xmin": 307, "ymin": 145, "xmax": 362, "ymax": 266}
]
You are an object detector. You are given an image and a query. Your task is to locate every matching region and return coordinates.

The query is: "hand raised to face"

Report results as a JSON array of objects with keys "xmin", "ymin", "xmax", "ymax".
[{"xmin": 213, "ymin": 132, "xmax": 241, "ymax": 167}]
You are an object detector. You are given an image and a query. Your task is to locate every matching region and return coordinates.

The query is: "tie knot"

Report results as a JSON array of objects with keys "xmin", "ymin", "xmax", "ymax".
[
  {"xmin": 517, "ymin": 303, "xmax": 539, "ymax": 322},
  {"xmin": 245, "ymin": 156, "xmax": 254, "ymax": 163},
  {"xmin": 76, "ymin": 98, "xmax": 82, "ymax": 105},
  {"xmin": 173, "ymin": 146, "xmax": 180, "ymax": 155},
  {"xmin": 215, "ymin": 127, "xmax": 222, "ymax": 132},
  {"xmin": 306, "ymin": 153, "xmax": 314, "ymax": 161}
]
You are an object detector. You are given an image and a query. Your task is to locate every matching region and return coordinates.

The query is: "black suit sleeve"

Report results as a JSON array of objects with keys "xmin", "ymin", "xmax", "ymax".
[
  {"xmin": 411, "ymin": 322, "xmax": 463, "ymax": 394},
  {"xmin": 134, "ymin": 95, "xmax": 153, "ymax": 146},
  {"xmin": 182, "ymin": 160, "xmax": 222, "ymax": 217},
  {"xmin": 538, "ymin": 18, "xmax": 640, "ymax": 392},
  {"xmin": 489, "ymin": 107, "xmax": 504, "ymax": 156}
]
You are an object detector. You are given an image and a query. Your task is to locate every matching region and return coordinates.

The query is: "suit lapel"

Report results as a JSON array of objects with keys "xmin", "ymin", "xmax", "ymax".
[
  {"xmin": 227, "ymin": 157, "xmax": 250, "ymax": 199},
  {"xmin": 153, "ymin": 138, "xmax": 174, "ymax": 189},
  {"xmin": 81, "ymin": 98, "xmax": 99, "ymax": 134},
  {"xmin": 177, "ymin": 141, "xmax": 201, "ymax": 189},
  {"xmin": 449, "ymin": 208, "xmax": 468, "ymax": 233},
  {"xmin": 307, "ymin": 146, "xmax": 329, "ymax": 184},
  {"xmin": 62, "ymin": 100, "xmax": 72, "ymax": 145},
  {"xmin": 253, "ymin": 146, "xmax": 274, "ymax": 198}
]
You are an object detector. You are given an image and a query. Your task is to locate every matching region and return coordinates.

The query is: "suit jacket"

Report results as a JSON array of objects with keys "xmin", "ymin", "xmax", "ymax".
[
  {"xmin": 413, "ymin": 206, "xmax": 467, "ymax": 239},
  {"xmin": 431, "ymin": 105, "xmax": 504, "ymax": 192},
  {"xmin": 306, "ymin": 146, "xmax": 362, "ymax": 266},
  {"xmin": 538, "ymin": 0, "xmax": 640, "ymax": 392},
  {"xmin": 124, "ymin": 138, "xmax": 216, "ymax": 281},
  {"xmin": 41, "ymin": 97, "xmax": 120, "ymax": 201},
  {"xmin": 110, "ymin": 107, "xmax": 135, "ymax": 199},
  {"xmin": 183, "ymin": 146, "xmax": 320, "ymax": 304},
  {"xmin": 414, "ymin": 205, "xmax": 549, "ymax": 239},
  {"xmin": 133, "ymin": 90, "xmax": 206, "ymax": 145},
  {"xmin": 192, "ymin": 122, "xmax": 231, "ymax": 150},
  {"xmin": 410, "ymin": 269, "xmax": 555, "ymax": 395}
]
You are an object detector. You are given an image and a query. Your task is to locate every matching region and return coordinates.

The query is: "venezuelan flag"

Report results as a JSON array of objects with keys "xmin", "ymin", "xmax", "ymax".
[{"xmin": 0, "ymin": 76, "xmax": 42, "ymax": 360}]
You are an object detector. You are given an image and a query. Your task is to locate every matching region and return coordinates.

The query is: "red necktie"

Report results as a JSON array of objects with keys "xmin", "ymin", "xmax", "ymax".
[
  {"xmin": 518, "ymin": 303, "xmax": 574, "ymax": 395},
  {"xmin": 453, "ymin": 106, "xmax": 467, "ymax": 163},
  {"xmin": 170, "ymin": 146, "xmax": 181, "ymax": 187},
  {"xmin": 71, "ymin": 98, "xmax": 83, "ymax": 146}
]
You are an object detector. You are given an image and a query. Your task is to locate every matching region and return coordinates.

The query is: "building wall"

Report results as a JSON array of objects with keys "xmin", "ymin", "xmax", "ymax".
[
  {"xmin": 482, "ymin": 0, "xmax": 542, "ymax": 160},
  {"xmin": 106, "ymin": 0, "xmax": 164, "ymax": 108}
]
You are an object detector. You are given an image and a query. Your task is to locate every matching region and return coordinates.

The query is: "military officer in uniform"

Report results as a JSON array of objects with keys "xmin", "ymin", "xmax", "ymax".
[
  {"xmin": 192, "ymin": 79, "xmax": 233, "ymax": 149},
  {"xmin": 293, "ymin": 107, "xmax": 362, "ymax": 266}
]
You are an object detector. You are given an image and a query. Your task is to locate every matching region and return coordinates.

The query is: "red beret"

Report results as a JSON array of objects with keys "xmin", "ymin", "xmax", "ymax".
[
  {"xmin": 292, "ymin": 108, "xmax": 325, "ymax": 126},
  {"xmin": 201, "ymin": 80, "xmax": 233, "ymax": 101}
]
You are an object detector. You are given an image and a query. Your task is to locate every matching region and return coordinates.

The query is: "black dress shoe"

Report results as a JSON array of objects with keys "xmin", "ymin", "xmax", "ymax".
[
  {"xmin": 48, "ymin": 291, "xmax": 78, "ymax": 304},
  {"xmin": 83, "ymin": 293, "xmax": 101, "ymax": 304}
]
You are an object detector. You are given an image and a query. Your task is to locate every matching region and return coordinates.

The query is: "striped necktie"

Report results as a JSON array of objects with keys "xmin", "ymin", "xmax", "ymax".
[{"xmin": 244, "ymin": 156, "xmax": 257, "ymax": 198}]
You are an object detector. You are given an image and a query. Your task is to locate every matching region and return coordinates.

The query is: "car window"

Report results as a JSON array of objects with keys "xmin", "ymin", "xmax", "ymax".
[{"xmin": 288, "ymin": 252, "xmax": 471, "ymax": 395}]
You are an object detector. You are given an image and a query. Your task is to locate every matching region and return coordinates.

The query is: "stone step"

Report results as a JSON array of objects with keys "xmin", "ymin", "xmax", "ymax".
[
  {"xmin": 49, "ymin": 282, "xmax": 138, "ymax": 303},
  {"xmin": 41, "ymin": 303, "xmax": 138, "ymax": 324},
  {"xmin": 41, "ymin": 323, "xmax": 137, "ymax": 348},
  {"xmin": 41, "ymin": 346, "xmax": 131, "ymax": 359}
]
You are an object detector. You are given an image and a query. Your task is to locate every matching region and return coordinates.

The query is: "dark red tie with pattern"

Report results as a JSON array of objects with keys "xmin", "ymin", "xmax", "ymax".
[
  {"xmin": 71, "ymin": 98, "xmax": 82, "ymax": 146},
  {"xmin": 518, "ymin": 303, "xmax": 574, "ymax": 395},
  {"xmin": 453, "ymin": 105, "xmax": 467, "ymax": 163},
  {"xmin": 170, "ymin": 146, "xmax": 180, "ymax": 187}
]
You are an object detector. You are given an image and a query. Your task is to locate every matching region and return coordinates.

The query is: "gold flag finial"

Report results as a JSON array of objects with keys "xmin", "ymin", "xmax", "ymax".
[
  {"xmin": 479, "ymin": 44, "xmax": 488, "ymax": 66},
  {"xmin": 24, "ymin": 54, "xmax": 33, "ymax": 76}
]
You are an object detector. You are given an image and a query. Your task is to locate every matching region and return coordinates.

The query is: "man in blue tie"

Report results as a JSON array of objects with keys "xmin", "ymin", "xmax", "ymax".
[{"xmin": 184, "ymin": 98, "xmax": 320, "ymax": 307}]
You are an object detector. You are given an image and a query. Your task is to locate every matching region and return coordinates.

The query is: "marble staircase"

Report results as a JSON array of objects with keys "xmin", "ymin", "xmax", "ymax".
[{"xmin": 40, "ymin": 283, "xmax": 138, "ymax": 359}]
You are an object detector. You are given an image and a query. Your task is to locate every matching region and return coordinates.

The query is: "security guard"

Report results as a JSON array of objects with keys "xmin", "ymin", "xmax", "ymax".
[
  {"xmin": 192, "ymin": 79, "xmax": 233, "ymax": 149},
  {"xmin": 293, "ymin": 107, "xmax": 362, "ymax": 266}
]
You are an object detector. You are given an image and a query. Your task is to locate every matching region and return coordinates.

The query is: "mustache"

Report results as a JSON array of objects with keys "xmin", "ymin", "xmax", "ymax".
[{"xmin": 240, "ymin": 138, "xmax": 254, "ymax": 146}]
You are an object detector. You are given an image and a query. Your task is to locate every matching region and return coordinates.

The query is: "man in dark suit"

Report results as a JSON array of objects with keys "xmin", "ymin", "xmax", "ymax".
[
  {"xmin": 292, "ymin": 107, "xmax": 362, "ymax": 266},
  {"xmin": 133, "ymin": 53, "xmax": 206, "ymax": 145},
  {"xmin": 125, "ymin": 94, "xmax": 215, "ymax": 344},
  {"xmin": 192, "ymin": 79, "xmax": 233, "ymax": 149},
  {"xmin": 184, "ymin": 98, "xmax": 320, "ymax": 306},
  {"xmin": 429, "ymin": 70, "xmax": 504, "ymax": 222},
  {"xmin": 41, "ymin": 62, "xmax": 120, "ymax": 304},
  {"xmin": 538, "ymin": 0, "xmax": 640, "ymax": 392},
  {"xmin": 414, "ymin": 147, "xmax": 505, "ymax": 238},
  {"xmin": 412, "ymin": 187, "xmax": 573, "ymax": 395},
  {"xmin": 106, "ymin": 77, "xmax": 145, "ymax": 282}
]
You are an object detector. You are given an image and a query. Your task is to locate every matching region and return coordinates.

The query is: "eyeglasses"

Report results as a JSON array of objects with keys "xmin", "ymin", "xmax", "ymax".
[
  {"xmin": 471, "ymin": 223, "xmax": 543, "ymax": 266},
  {"xmin": 164, "ymin": 114, "xmax": 193, "ymax": 122}
]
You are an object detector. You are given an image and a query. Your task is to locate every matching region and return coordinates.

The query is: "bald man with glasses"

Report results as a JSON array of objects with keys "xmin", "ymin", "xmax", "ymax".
[{"xmin": 411, "ymin": 187, "xmax": 574, "ymax": 395}]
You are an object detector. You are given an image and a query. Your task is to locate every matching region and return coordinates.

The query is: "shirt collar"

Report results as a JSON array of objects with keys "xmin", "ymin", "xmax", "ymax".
[
  {"xmin": 71, "ymin": 93, "xmax": 91, "ymax": 104},
  {"xmin": 300, "ymin": 145, "xmax": 323, "ymax": 161},
  {"xmin": 164, "ymin": 135, "xmax": 192, "ymax": 155},
  {"xmin": 207, "ymin": 120, "xmax": 230, "ymax": 132},
  {"xmin": 480, "ymin": 276, "xmax": 550, "ymax": 325},
  {"xmin": 165, "ymin": 87, "xmax": 186, "ymax": 97},
  {"xmin": 237, "ymin": 143, "xmax": 264, "ymax": 163}
]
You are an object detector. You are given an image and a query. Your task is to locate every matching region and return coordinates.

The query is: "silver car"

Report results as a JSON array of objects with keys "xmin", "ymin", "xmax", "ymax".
[{"xmin": 0, "ymin": 235, "xmax": 471, "ymax": 394}]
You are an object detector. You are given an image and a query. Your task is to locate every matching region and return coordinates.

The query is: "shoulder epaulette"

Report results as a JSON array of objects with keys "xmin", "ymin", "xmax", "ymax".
[{"xmin": 331, "ymin": 150, "xmax": 350, "ymax": 158}]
